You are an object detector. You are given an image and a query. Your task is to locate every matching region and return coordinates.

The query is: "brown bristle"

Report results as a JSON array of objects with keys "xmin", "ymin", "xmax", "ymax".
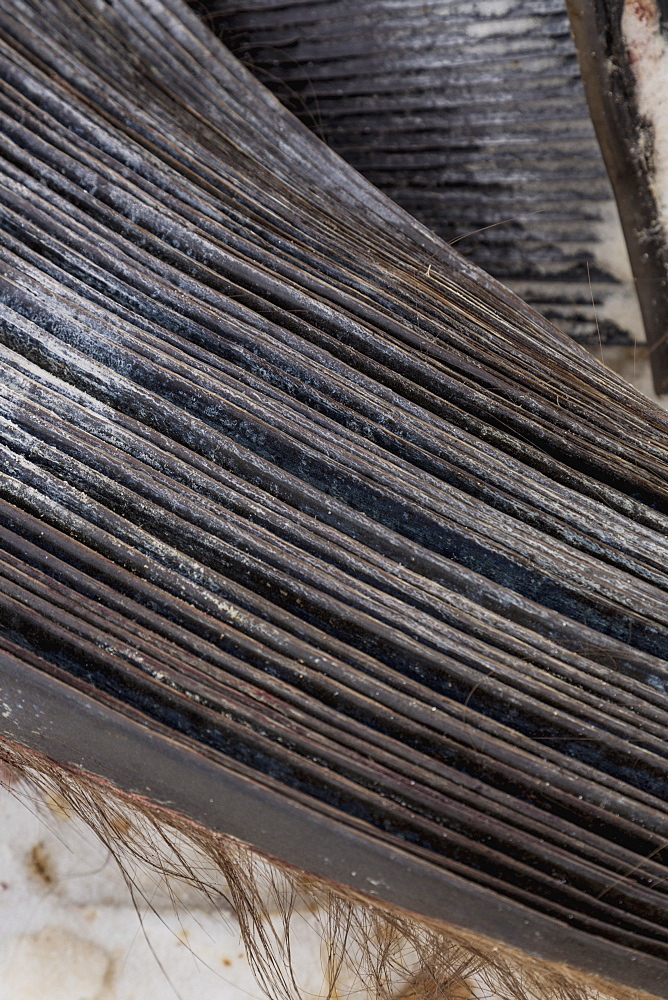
[{"xmin": 0, "ymin": 1, "xmax": 667, "ymax": 997}]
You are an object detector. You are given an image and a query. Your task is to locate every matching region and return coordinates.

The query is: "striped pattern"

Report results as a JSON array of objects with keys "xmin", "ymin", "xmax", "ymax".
[
  {"xmin": 200, "ymin": 0, "xmax": 636, "ymax": 344},
  {"xmin": 0, "ymin": 0, "xmax": 667, "ymax": 983}
]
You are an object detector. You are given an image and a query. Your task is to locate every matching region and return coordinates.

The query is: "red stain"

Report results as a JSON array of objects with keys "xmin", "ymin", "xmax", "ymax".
[
  {"xmin": 627, "ymin": 0, "xmax": 658, "ymax": 25},
  {"xmin": 625, "ymin": 0, "xmax": 659, "ymax": 66}
]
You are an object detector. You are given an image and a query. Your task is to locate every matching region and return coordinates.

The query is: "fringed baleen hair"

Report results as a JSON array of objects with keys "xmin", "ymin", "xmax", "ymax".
[
  {"xmin": 0, "ymin": 1, "xmax": 667, "ymax": 999},
  {"xmin": 0, "ymin": 740, "xmax": 659, "ymax": 1000}
]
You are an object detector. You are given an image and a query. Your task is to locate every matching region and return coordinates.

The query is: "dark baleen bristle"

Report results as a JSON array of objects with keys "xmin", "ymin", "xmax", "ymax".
[
  {"xmin": 196, "ymin": 0, "xmax": 637, "ymax": 347},
  {"xmin": 0, "ymin": 0, "xmax": 668, "ymax": 997}
]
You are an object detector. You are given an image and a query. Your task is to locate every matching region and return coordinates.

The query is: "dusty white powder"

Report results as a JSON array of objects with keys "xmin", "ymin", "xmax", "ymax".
[{"xmin": 623, "ymin": 0, "xmax": 668, "ymax": 220}]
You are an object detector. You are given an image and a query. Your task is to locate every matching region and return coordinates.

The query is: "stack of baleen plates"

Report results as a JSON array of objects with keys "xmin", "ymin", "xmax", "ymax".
[
  {"xmin": 0, "ymin": 0, "xmax": 667, "ymax": 996},
  {"xmin": 197, "ymin": 0, "xmax": 639, "ymax": 346}
]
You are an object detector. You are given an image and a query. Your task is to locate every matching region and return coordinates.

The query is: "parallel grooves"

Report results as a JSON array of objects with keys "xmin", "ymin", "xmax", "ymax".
[
  {"xmin": 0, "ymin": 0, "xmax": 668, "ymax": 967},
  {"xmin": 199, "ymin": 0, "xmax": 635, "ymax": 343}
]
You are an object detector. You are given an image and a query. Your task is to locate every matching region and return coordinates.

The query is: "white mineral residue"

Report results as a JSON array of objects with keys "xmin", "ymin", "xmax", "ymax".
[
  {"xmin": 623, "ymin": 0, "xmax": 668, "ymax": 220},
  {"xmin": 465, "ymin": 14, "xmax": 537, "ymax": 40}
]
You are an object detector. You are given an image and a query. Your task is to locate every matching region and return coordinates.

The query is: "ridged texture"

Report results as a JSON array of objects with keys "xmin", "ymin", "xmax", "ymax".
[
  {"xmin": 198, "ymin": 0, "xmax": 636, "ymax": 344},
  {"xmin": 0, "ymin": 0, "xmax": 668, "ymax": 976}
]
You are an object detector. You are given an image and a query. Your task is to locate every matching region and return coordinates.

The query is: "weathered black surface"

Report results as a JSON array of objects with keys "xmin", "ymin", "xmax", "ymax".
[
  {"xmin": 568, "ymin": 0, "xmax": 668, "ymax": 392},
  {"xmin": 0, "ymin": 0, "xmax": 668, "ymax": 992},
  {"xmin": 196, "ymin": 0, "xmax": 638, "ymax": 346}
]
